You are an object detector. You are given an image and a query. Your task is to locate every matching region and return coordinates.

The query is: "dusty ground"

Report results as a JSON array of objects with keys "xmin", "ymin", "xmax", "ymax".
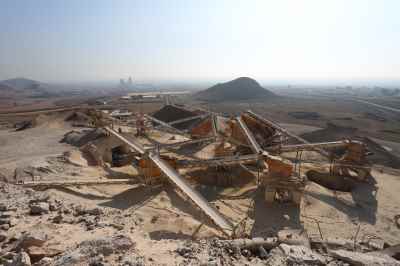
[
  {"xmin": 0, "ymin": 104, "xmax": 400, "ymax": 265},
  {"xmin": 302, "ymin": 167, "xmax": 400, "ymax": 245},
  {"xmin": 200, "ymin": 96, "xmax": 400, "ymax": 143},
  {"xmin": 0, "ymin": 115, "xmax": 73, "ymax": 178}
]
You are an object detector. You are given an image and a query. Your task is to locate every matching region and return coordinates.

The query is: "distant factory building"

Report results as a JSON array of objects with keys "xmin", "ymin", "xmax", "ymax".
[{"xmin": 110, "ymin": 109, "xmax": 132, "ymax": 120}]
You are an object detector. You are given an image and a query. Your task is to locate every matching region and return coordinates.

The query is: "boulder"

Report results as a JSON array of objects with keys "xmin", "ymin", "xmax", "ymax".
[
  {"xmin": 278, "ymin": 229, "xmax": 310, "ymax": 248},
  {"xmin": 0, "ymin": 232, "xmax": 7, "ymax": 242},
  {"xmin": 311, "ymin": 237, "xmax": 361, "ymax": 251},
  {"xmin": 274, "ymin": 244, "xmax": 326, "ymax": 265},
  {"xmin": 220, "ymin": 237, "xmax": 278, "ymax": 251},
  {"xmin": 369, "ymin": 244, "xmax": 400, "ymax": 260},
  {"xmin": 78, "ymin": 238, "xmax": 114, "ymax": 257},
  {"xmin": 176, "ymin": 246, "xmax": 192, "ymax": 258},
  {"xmin": 16, "ymin": 231, "xmax": 47, "ymax": 251},
  {"xmin": 32, "ymin": 257, "xmax": 53, "ymax": 266},
  {"xmin": 9, "ymin": 218, "xmax": 19, "ymax": 227},
  {"xmin": 0, "ymin": 216, "xmax": 17, "ymax": 228},
  {"xmin": 1, "ymin": 224, "xmax": 10, "ymax": 230},
  {"xmin": 2, "ymin": 252, "xmax": 17, "ymax": 260},
  {"xmin": 78, "ymin": 235, "xmax": 134, "ymax": 256},
  {"xmin": 112, "ymin": 235, "xmax": 135, "ymax": 250},
  {"xmin": 9, "ymin": 251, "xmax": 31, "ymax": 266},
  {"xmin": 330, "ymin": 249, "xmax": 400, "ymax": 266},
  {"xmin": 365, "ymin": 238, "xmax": 385, "ymax": 251},
  {"xmin": 86, "ymin": 207, "xmax": 103, "ymax": 216},
  {"xmin": 53, "ymin": 235, "xmax": 135, "ymax": 265},
  {"xmin": 52, "ymin": 214, "xmax": 64, "ymax": 224},
  {"xmin": 27, "ymin": 246, "xmax": 62, "ymax": 263},
  {"xmin": 88, "ymin": 254, "xmax": 106, "ymax": 266},
  {"xmin": 48, "ymin": 201, "xmax": 59, "ymax": 212},
  {"xmin": 110, "ymin": 223, "xmax": 124, "ymax": 230},
  {"xmin": 53, "ymin": 249, "xmax": 86, "ymax": 266},
  {"xmin": 0, "ymin": 169, "xmax": 9, "ymax": 183},
  {"xmin": 120, "ymin": 254, "xmax": 145, "ymax": 266},
  {"xmin": 14, "ymin": 167, "xmax": 36, "ymax": 183},
  {"xmin": 1, "ymin": 211, "xmax": 13, "ymax": 219},
  {"xmin": 0, "ymin": 218, "xmax": 11, "ymax": 225},
  {"xmin": 29, "ymin": 202, "xmax": 49, "ymax": 215},
  {"xmin": 395, "ymin": 215, "xmax": 400, "ymax": 229},
  {"xmin": 74, "ymin": 206, "xmax": 103, "ymax": 216},
  {"xmin": 0, "ymin": 203, "xmax": 8, "ymax": 211},
  {"xmin": 264, "ymin": 251, "xmax": 288, "ymax": 266},
  {"xmin": 26, "ymin": 247, "xmax": 46, "ymax": 263},
  {"xmin": 29, "ymin": 194, "xmax": 50, "ymax": 204}
]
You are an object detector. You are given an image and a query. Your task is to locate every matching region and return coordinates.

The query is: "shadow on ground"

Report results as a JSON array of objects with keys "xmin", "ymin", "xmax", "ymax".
[
  {"xmin": 99, "ymin": 185, "xmax": 162, "ymax": 210},
  {"xmin": 98, "ymin": 184, "xmax": 222, "ymax": 236},
  {"xmin": 103, "ymin": 166, "xmax": 137, "ymax": 179},
  {"xmin": 187, "ymin": 165, "xmax": 256, "ymax": 188},
  {"xmin": 149, "ymin": 230, "xmax": 193, "ymax": 240},
  {"xmin": 250, "ymin": 189, "xmax": 302, "ymax": 238},
  {"xmin": 305, "ymin": 175, "xmax": 378, "ymax": 225},
  {"xmin": 54, "ymin": 187, "xmax": 112, "ymax": 200}
]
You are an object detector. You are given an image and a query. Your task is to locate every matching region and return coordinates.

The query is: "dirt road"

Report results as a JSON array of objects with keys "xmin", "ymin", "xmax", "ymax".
[{"xmin": 355, "ymin": 99, "xmax": 400, "ymax": 113}]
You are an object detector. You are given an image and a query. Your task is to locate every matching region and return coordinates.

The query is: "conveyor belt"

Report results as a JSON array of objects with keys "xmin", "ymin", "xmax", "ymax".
[
  {"xmin": 245, "ymin": 110, "xmax": 330, "ymax": 157},
  {"xmin": 104, "ymin": 127, "xmax": 146, "ymax": 154},
  {"xmin": 178, "ymin": 154, "xmax": 259, "ymax": 167},
  {"xmin": 145, "ymin": 114, "xmax": 187, "ymax": 135},
  {"xmin": 149, "ymin": 153, "xmax": 234, "ymax": 236},
  {"xmin": 211, "ymin": 114, "xmax": 218, "ymax": 136},
  {"xmin": 269, "ymin": 140, "xmax": 351, "ymax": 153},
  {"xmin": 20, "ymin": 179, "xmax": 137, "ymax": 188},
  {"xmin": 158, "ymin": 137, "xmax": 215, "ymax": 149},
  {"xmin": 104, "ymin": 126, "xmax": 233, "ymax": 236},
  {"xmin": 236, "ymin": 116, "xmax": 263, "ymax": 154}
]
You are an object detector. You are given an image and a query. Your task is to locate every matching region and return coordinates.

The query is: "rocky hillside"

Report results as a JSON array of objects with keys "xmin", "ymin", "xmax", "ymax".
[
  {"xmin": 0, "ymin": 78, "xmax": 45, "ymax": 91},
  {"xmin": 0, "ymin": 78, "xmax": 58, "ymax": 99},
  {"xmin": 196, "ymin": 77, "xmax": 275, "ymax": 102}
]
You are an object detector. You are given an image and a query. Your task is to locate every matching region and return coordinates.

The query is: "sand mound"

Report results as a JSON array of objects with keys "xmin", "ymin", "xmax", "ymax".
[
  {"xmin": 14, "ymin": 120, "xmax": 34, "ymax": 131},
  {"xmin": 33, "ymin": 114, "xmax": 50, "ymax": 126},
  {"xmin": 63, "ymin": 150, "xmax": 89, "ymax": 167},
  {"xmin": 65, "ymin": 111, "xmax": 93, "ymax": 127},
  {"xmin": 196, "ymin": 77, "xmax": 276, "ymax": 102},
  {"xmin": 61, "ymin": 129, "xmax": 106, "ymax": 147},
  {"xmin": 14, "ymin": 113, "xmax": 68, "ymax": 131},
  {"xmin": 151, "ymin": 105, "xmax": 205, "ymax": 130},
  {"xmin": 152, "ymin": 105, "xmax": 196, "ymax": 123}
]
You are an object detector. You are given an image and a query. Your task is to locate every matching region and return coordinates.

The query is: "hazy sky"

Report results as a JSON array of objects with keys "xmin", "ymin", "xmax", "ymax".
[{"xmin": 0, "ymin": 0, "xmax": 399, "ymax": 83}]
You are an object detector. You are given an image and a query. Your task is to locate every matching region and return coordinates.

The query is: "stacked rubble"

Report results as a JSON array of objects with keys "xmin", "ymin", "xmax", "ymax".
[{"xmin": 1, "ymin": 180, "xmax": 399, "ymax": 266}]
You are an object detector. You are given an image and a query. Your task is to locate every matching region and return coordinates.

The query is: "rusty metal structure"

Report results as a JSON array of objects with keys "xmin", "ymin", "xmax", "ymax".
[
  {"xmin": 18, "ymin": 104, "xmax": 373, "ymax": 238},
  {"xmin": 95, "ymin": 106, "xmax": 372, "ymax": 235}
]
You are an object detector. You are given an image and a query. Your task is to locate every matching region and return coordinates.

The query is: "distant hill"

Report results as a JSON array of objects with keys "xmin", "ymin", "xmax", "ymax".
[
  {"xmin": 196, "ymin": 77, "xmax": 275, "ymax": 102},
  {"xmin": 375, "ymin": 88, "xmax": 400, "ymax": 97},
  {"xmin": 0, "ymin": 83, "xmax": 15, "ymax": 91},
  {"xmin": 0, "ymin": 83, "xmax": 18, "ymax": 99},
  {"xmin": 0, "ymin": 77, "xmax": 44, "ymax": 90},
  {"xmin": 0, "ymin": 77, "xmax": 59, "ymax": 99}
]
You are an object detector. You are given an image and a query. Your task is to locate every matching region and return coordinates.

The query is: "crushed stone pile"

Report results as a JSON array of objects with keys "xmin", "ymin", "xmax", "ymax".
[
  {"xmin": 151, "ymin": 105, "xmax": 204, "ymax": 130},
  {"xmin": 61, "ymin": 129, "xmax": 106, "ymax": 147},
  {"xmin": 152, "ymin": 105, "xmax": 197, "ymax": 123},
  {"xmin": 65, "ymin": 111, "xmax": 92, "ymax": 127}
]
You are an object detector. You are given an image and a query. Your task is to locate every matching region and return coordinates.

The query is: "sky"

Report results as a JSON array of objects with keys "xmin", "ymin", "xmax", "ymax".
[{"xmin": 0, "ymin": 0, "xmax": 399, "ymax": 84}]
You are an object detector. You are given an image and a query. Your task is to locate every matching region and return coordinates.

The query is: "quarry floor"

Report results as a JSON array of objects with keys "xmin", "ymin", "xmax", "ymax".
[{"xmin": 0, "ymin": 110, "xmax": 400, "ymax": 265}]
